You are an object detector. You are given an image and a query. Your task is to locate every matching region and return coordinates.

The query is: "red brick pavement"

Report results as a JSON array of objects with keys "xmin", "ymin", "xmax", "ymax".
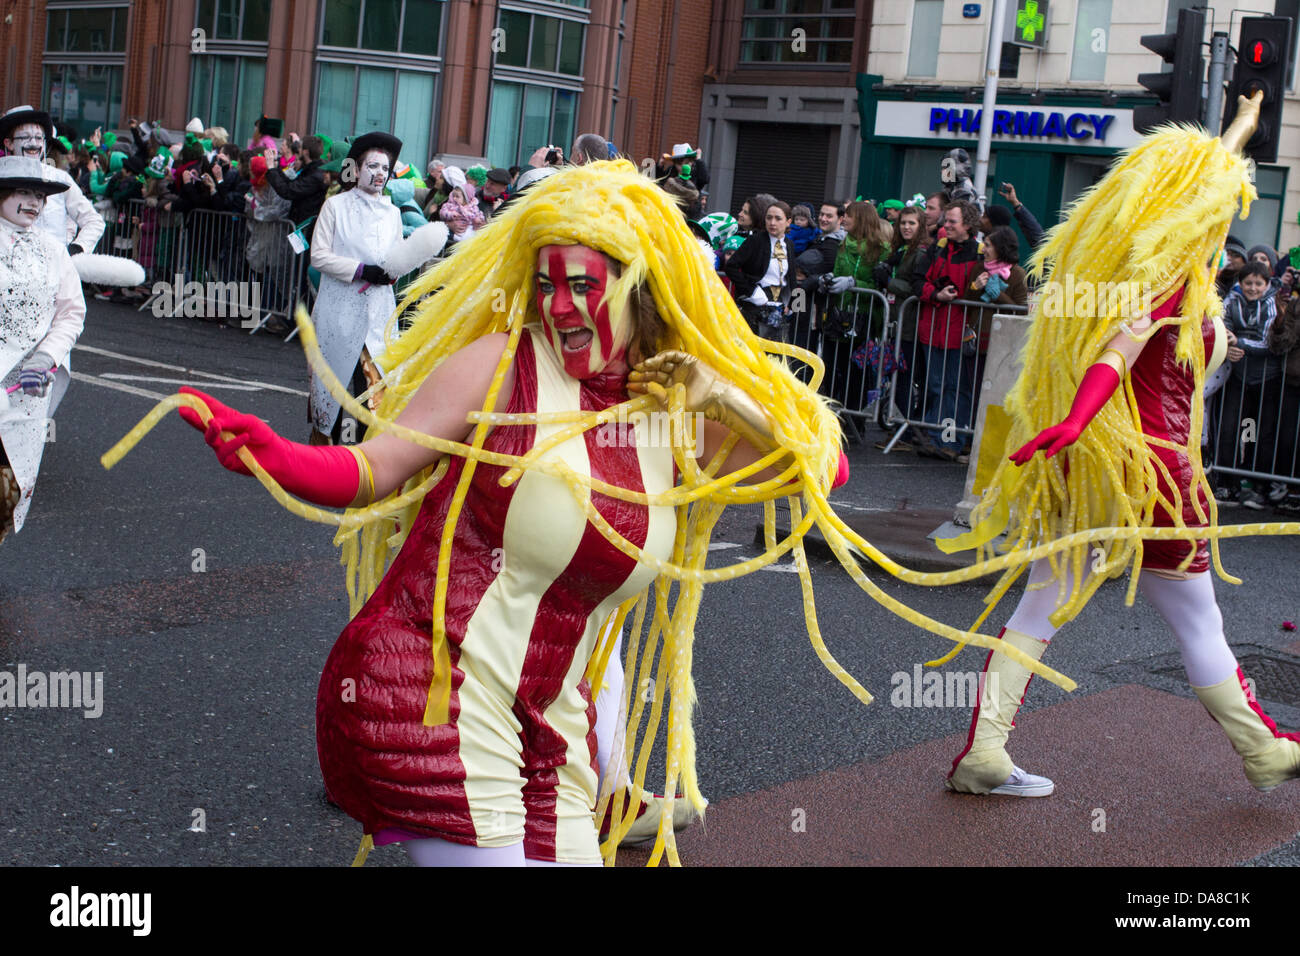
[{"xmin": 619, "ymin": 684, "xmax": 1300, "ymax": 866}]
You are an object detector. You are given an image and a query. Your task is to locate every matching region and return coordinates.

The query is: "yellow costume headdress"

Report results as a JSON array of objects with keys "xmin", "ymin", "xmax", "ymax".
[{"xmin": 937, "ymin": 116, "xmax": 1258, "ymax": 626}]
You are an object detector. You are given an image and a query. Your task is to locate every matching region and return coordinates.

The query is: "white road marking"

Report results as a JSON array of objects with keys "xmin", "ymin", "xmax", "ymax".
[
  {"xmin": 707, "ymin": 542, "xmax": 742, "ymax": 551},
  {"xmin": 827, "ymin": 502, "xmax": 898, "ymax": 513},
  {"xmin": 99, "ymin": 374, "xmax": 263, "ymax": 392},
  {"xmin": 73, "ymin": 344, "xmax": 309, "ymax": 396},
  {"xmin": 69, "ymin": 371, "xmax": 168, "ymax": 400},
  {"xmin": 759, "ymin": 562, "xmax": 802, "ymax": 573}
]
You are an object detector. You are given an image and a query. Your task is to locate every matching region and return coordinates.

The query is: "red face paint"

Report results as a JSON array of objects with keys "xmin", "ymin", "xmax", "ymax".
[{"xmin": 535, "ymin": 245, "xmax": 631, "ymax": 379}]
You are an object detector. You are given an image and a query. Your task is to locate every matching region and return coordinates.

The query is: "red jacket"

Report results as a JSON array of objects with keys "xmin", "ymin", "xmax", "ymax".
[{"xmin": 918, "ymin": 236, "xmax": 984, "ymax": 349}]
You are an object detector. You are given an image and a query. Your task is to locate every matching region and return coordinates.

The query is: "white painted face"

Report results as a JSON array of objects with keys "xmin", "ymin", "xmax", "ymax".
[
  {"xmin": 4, "ymin": 123, "xmax": 46, "ymax": 160},
  {"xmin": 358, "ymin": 149, "xmax": 390, "ymax": 195},
  {"xmin": 0, "ymin": 188, "xmax": 46, "ymax": 228}
]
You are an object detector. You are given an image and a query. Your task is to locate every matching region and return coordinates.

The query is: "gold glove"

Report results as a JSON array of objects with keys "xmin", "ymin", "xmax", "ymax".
[
  {"xmin": 627, "ymin": 350, "xmax": 777, "ymax": 453},
  {"xmin": 1221, "ymin": 89, "xmax": 1262, "ymax": 155}
]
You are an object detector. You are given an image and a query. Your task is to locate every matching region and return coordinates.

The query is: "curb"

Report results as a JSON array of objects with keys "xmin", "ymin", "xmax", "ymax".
[{"xmin": 757, "ymin": 506, "xmax": 978, "ymax": 573}]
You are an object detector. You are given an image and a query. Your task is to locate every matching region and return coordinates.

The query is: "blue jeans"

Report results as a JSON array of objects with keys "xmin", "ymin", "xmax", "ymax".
[{"xmin": 922, "ymin": 345, "xmax": 970, "ymax": 451}]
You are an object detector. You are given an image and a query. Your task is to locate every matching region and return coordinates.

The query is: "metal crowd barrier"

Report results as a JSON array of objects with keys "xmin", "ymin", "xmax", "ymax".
[
  {"xmin": 1204, "ymin": 354, "xmax": 1300, "ymax": 495},
  {"xmin": 95, "ymin": 197, "xmax": 307, "ymax": 337},
  {"xmin": 869, "ymin": 293, "xmax": 1299, "ymax": 498},
  {"xmin": 789, "ymin": 287, "xmax": 894, "ymax": 441},
  {"xmin": 874, "ymin": 296, "xmax": 1030, "ymax": 454},
  {"xmin": 93, "ymin": 198, "xmax": 449, "ymax": 342}
]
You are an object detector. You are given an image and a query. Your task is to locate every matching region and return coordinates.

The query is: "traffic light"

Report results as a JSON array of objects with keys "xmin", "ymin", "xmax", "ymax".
[
  {"xmin": 1134, "ymin": 7, "xmax": 1206, "ymax": 134},
  {"xmin": 1220, "ymin": 16, "xmax": 1294, "ymax": 163}
]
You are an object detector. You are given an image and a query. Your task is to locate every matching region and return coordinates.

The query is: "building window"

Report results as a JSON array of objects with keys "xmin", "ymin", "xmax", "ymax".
[
  {"xmin": 46, "ymin": 5, "xmax": 128, "ymax": 52},
  {"xmin": 907, "ymin": 0, "xmax": 944, "ymax": 78},
  {"xmin": 486, "ymin": 82, "xmax": 578, "ymax": 168},
  {"xmin": 43, "ymin": 3, "xmax": 128, "ymax": 137},
  {"xmin": 494, "ymin": 7, "xmax": 586, "ymax": 76},
  {"xmin": 1238, "ymin": 165, "xmax": 1288, "ymax": 250},
  {"xmin": 1164, "ymin": 0, "xmax": 1198, "ymax": 32},
  {"xmin": 190, "ymin": 1, "xmax": 272, "ymax": 141},
  {"xmin": 1279, "ymin": 0, "xmax": 1300, "ymax": 92},
  {"xmin": 739, "ymin": 0, "xmax": 856, "ymax": 65},
  {"xmin": 489, "ymin": 2, "xmax": 588, "ymax": 165},
  {"xmin": 320, "ymin": 0, "xmax": 445, "ymax": 56},
  {"xmin": 195, "ymin": 0, "xmax": 270, "ymax": 42},
  {"xmin": 314, "ymin": 63, "xmax": 438, "ymax": 165},
  {"xmin": 1070, "ymin": 0, "xmax": 1112, "ymax": 83},
  {"xmin": 1000, "ymin": 42, "xmax": 1021, "ymax": 79},
  {"xmin": 611, "ymin": 0, "xmax": 627, "ymax": 139},
  {"xmin": 314, "ymin": 1, "xmax": 446, "ymax": 164},
  {"xmin": 190, "ymin": 57, "xmax": 266, "ymax": 144},
  {"xmin": 43, "ymin": 65, "xmax": 124, "ymax": 138}
]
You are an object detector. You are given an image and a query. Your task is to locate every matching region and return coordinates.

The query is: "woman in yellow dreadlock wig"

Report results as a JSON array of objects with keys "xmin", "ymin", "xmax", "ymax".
[
  {"xmin": 940, "ymin": 93, "xmax": 1300, "ymax": 799},
  {"xmin": 149, "ymin": 158, "xmax": 861, "ymax": 867}
]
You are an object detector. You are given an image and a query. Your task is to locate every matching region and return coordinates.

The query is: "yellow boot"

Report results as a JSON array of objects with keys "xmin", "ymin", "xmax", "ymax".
[
  {"xmin": 947, "ymin": 628, "xmax": 1054, "ymax": 796},
  {"xmin": 1194, "ymin": 669, "xmax": 1300, "ymax": 792}
]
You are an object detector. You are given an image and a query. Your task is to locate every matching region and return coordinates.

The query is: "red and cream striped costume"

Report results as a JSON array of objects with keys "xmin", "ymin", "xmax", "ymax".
[
  {"xmin": 316, "ymin": 325, "xmax": 675, "ymax": 864},
  {"xmin": 1127, "ymin": 287, "xmax": 1226, "ymax": 572}
]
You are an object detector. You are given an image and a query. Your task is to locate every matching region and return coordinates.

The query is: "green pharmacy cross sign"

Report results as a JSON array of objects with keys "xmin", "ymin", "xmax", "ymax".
[{"xmin": 1009, "ymin": 0, "xmax": 1049, "ymax": 48}]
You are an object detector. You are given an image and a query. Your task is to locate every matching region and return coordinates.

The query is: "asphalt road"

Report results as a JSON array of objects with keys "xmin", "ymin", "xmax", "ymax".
[{"xmin": 2, "ymin": 299, "xmax": 1299, "ymax": 867}]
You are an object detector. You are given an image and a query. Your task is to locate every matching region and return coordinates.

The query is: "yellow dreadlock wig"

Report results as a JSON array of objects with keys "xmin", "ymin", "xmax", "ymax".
[{"xmin": 938, "ymin": 124, "xmax": 1256, "ymax": 627}]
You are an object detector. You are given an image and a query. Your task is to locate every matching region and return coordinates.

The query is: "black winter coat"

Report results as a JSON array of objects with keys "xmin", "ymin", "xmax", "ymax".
[{"xmin": 265, "ymin": 161, "xmax": 328, "ymax": 227}]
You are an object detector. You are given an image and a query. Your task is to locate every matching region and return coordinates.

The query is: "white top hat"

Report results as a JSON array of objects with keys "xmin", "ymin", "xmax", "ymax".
[
  {"xmin": 0, "ymin": 155, "xmax": 69, "ymax": 194},
  {"xmin": 670, "ymin": 143, "xmax": 698, "ymax": 160}
]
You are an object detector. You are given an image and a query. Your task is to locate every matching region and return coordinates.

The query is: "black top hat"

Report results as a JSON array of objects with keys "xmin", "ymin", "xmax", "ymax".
[
  {"xmin": 257, "ymin": 115, "xmax": 284, "ymax": 138},
  {"xmin": 346, "ymin": 131, "xmax": 403, "ymax": 166},
  {"xmin": 0, "ymin": 105, "xmax": 55, "ymax": 145},
  {"xmin": 0, "ymin": 156, "xmax": 70, "ymax": 195}
]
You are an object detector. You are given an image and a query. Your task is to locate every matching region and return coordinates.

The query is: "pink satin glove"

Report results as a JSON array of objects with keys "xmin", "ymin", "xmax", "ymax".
[
  {"xmin": 1009, "ymin": 362, "xmax": 1121, "ymax": 466},
  {"xmin": 832, "ymin": 450, "xmax": 850, "ymax": 489},
  {"xmin": 177, "ymin": 386, "xmax": 362, "ymax": 507}
]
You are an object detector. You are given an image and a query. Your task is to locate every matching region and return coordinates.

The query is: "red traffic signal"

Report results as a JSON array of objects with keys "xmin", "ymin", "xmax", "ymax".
[
  {"xmin": 1244, "ymin": 38, "xmax": 1275, "ymax": 68},
  {"xmin": 1221, "ymin": 16, "xmax": 1292, "ymax": 163}
]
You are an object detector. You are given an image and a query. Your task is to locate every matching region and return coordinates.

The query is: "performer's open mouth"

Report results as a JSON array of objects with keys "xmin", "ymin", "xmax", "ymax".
[
  {"xmin": 559, "ymin": 327, "xmax": 593, "ymax": 352},
  {"xmin": 16, "ymin": 205, "xmax": 39, "ymax": 219}
]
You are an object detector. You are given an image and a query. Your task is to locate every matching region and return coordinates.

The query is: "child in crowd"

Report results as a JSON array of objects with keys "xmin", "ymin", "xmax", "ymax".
[
  {"xmin": 1214, "ymin": 260, "xmax": 1287, "ymax": 508},
  {"xmin": 787, "ymin": 204, "xmax": 817, "ymax": 255},
  {"xmin": 438, "ymin": 182, "xmax": 486, "ymax": 243}
]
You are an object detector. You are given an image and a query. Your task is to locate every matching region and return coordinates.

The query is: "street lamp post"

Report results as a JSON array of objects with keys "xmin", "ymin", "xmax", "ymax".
[{"xmin": 974, "ymin": 0, "xmax": 1011, "ymax": 207}]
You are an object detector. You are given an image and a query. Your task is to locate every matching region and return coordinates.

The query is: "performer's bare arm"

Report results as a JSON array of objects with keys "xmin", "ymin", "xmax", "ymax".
[
  {"xmin": 695, "ymin": 418, "xmax": 791, "ymax": 484},
  {"xmin": 359, "ymin": 333, "xmax": 515, "ymax": 498},
  {"xmin": 1101, "ymin": 313, "xmax": 1153, "ymax": 372}
]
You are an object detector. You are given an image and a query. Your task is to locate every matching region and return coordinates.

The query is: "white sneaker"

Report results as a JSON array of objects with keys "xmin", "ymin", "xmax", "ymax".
[
  {"xmin": 616, "ymin": 793, "xmax": 706, "ymax": 846},
  {"xmin": 989, "ymin": 765, "xmax": 1055, "ymax": 797},
  {"xmin": 1268, "ymin": 482, "xmax": 1289, "ymax": 504}
]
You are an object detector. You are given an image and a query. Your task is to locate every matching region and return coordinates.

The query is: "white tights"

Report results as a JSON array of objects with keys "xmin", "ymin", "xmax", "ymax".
[
  {"xmin": 404, "ymin": 839, "xmax": 598, "ymax": 867},
  {"xmin": 404, "ymin": 626, "xmax": 628, "ymax": 868},
  {"xmin": 1004, "ymin": 558, "xmax": 1238, "ymax": 687},
  {"xmin": 594, "ymin": 630, "xmax": 628, "ymax": 791}
]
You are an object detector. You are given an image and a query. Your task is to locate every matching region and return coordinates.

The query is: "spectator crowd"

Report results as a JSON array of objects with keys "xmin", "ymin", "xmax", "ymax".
[{"xmin": 12, "ymin": 107, "xmax": 1300, "ymax": 512}]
